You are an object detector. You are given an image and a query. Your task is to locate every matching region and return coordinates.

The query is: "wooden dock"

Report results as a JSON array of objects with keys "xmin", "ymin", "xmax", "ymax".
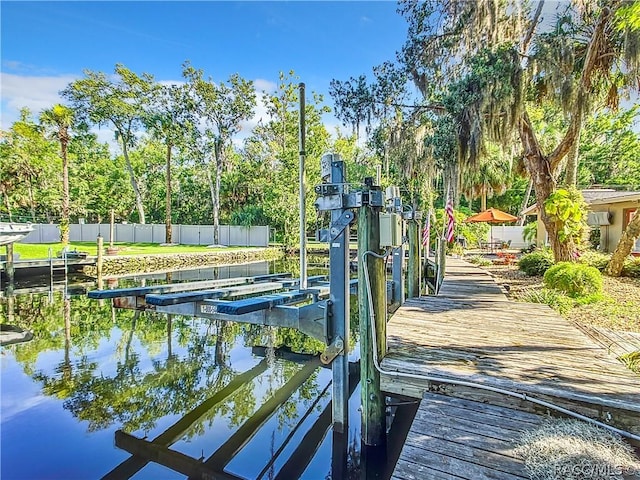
[
  {"xmin": 382, "ymin": 257, "xmax": 640, "ymax": 478},
  {"xmin": 392, "ymin": 392, "xmax": 544, "ymax": 480}
]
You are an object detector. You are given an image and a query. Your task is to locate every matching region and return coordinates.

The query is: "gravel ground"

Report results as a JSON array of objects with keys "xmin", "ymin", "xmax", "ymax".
[{"xmin": 480, "ymin": 263, "xmax": 640, "ymax": 333}]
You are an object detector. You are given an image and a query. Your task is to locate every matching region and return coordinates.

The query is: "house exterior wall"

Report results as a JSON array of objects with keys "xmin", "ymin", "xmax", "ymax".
[
  {"xmin": 527, "ymin": 199, "xmax": 640, "ymax": 252},
  {"xmin": 590, "ymin": 201, "xmax": 640, "ymax": 252}
]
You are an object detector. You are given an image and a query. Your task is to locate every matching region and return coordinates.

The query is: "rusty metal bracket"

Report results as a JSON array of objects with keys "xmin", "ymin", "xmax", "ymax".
[{"xmin": 320, "ymin": 336, "xmax": 344, "ymax": 365}]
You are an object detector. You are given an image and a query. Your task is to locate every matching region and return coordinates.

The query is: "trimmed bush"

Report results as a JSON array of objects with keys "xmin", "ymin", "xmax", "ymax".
[
  {"xmin": 543, "ymin": 262, "xmax": 603, "ymax": 297},
  {"xmin": 622, "ymin": 257, "xmax": 640, "ymax": 278},
  {"xmin": 518, "ymin": 250, "xmax": 554, "ymax": 276}
]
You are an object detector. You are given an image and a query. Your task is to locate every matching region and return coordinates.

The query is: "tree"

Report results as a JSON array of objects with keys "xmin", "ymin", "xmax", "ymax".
[
  {"xmin": 606, "ymin": 209, "xmax": 640, "ymax": 276},
  {"xmin": 144, "ymin": 82, "xmax": 194, "ymax": 243},
  {"xmin": 578, "ymin": 106, "xmax": 640, "ymax": 188},
  {"xmin": 183, "ymin": 63, "xmax": 256, "ymax": 245},
  {"xmin": 40, "ymin": 104, "xmax": 75, "ymax": 243},
  {"xmin": 0, "ymin": 108, "xmax": 59, "ymax": 222},
  {"xmin": 242, "ymin": 72, "xmax": 332, "ymax": 250},
  {"xmin": 62, "ymin": 64, "xmax": 154, "ymax": 223},
  {"xmin": 334, "ymin": 1, "xmax": 640, "ymax": 262}
]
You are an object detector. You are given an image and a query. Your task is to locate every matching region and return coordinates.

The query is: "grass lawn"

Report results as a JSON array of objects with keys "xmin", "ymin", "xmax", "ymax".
[{"xmin": 12, "ymin": 242, "xmax": 253, "ymax": 259}]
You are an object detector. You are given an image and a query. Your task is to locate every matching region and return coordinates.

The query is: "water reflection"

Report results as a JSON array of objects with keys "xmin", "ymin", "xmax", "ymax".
[{"xmin": 1, "ymin": 260, "xmax": 406, "ymax": 480}]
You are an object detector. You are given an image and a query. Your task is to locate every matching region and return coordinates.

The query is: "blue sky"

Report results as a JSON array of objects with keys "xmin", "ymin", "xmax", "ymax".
[{"xmin": 1, "ymin": 1, "xmax": 410, "ymax": 138}]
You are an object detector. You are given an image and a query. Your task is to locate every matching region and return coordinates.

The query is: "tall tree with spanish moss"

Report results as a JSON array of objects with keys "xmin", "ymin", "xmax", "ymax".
[{"xmin": 331, "ymin": 0, "xmax": 640, "ymax": 262}]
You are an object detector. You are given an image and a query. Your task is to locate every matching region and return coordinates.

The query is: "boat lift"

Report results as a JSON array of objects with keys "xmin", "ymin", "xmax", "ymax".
[{"xmin": 87, "ymin": 153, "xmax": 417, "ymax": 437}]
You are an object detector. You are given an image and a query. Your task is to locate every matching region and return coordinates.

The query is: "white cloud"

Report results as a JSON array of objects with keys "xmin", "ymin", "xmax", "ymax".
[
  {"xmin": 253, "ymin": 78, "xmax": 277, "ymax": 94},
  {"xmin": 0, "ymin": 72, "xmax": 78, "ymax": 128}
]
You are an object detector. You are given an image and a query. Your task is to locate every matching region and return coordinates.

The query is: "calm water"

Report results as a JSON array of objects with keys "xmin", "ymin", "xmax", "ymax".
[{"xmin": 1, "ymin": 260, "xmax": 409, "ymax": 480}]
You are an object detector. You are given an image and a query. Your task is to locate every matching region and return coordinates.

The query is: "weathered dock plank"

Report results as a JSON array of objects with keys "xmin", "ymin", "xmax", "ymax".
[
  {"xmin": 381, "ymin": 257, "xmax": 640, "ymax": 434},
  {"xmin": 391, "ymin": 393, "xmax": 542, "ymax": 480}
]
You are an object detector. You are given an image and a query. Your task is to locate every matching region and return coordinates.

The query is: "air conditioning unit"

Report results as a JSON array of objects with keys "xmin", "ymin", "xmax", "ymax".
[{"xmin": 587, "ymin": 211, "xmax": 611, "ymax": 226}]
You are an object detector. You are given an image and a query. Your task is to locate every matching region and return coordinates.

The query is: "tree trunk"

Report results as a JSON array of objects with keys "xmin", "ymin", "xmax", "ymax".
[
  {"xmin": 28, "ymin": 183, "xmax": 36, "ymax": 222},
  {"xmin": 3, "ymin": 192, "xmax": 12, "ymax": 222},
  {"xmin": 213, "ymin": 139, "xmax": 223, "ymax": 246},
  {"xmin": 120, "ymin": 141, "xmax": 146, "ymax": 224},
  {"xmin": 205, "ymin": 164, "xmax": 215, "ymax": 220},
  {"xmin": 605, "ymin": 209, "xmax": 640, "ymax": 277},
  {"xmin": 518, "ymin": 179, "xmax": 534, "ymax": 226},
  {"xmin": 481, "ymin": 187, "xmax": 487, "ymax": 212},
  {"xmin": 61, "ymin": 131, "xmax": 70, "ymax": 244},
  {"xmin": 165, "ymin": 143, "xmax": 172, "ymax": 244},
  {"xmin": 564, "ymin": 124, "xmax": 581, "ymax": 186},
  {"xmin": 518, "ymin": 111, "xmax": 576, "ymax": 262}
]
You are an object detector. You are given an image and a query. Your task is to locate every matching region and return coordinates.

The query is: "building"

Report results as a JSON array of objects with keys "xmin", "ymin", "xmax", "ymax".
[{"xmin": 522, "ymin": 189, "xmax": 640, "ymax": 253}]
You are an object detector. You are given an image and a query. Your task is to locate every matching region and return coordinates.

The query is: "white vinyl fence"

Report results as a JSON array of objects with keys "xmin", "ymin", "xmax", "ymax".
[
  {"xmin": 485, "ymin": 225, "xmax": 530, "ymax": 248},
  {"xmin": 20, "ymin": 224, "xmax": 269, "ymax": 247}
]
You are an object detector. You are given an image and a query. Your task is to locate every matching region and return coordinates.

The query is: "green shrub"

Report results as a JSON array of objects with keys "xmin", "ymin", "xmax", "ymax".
[
  {"xmin": 543, "ymin": 262, "xmax": 603, "ymax": 297},
  {"xmin": 619, "ymin": 351, "xmax": 640, "ymax": 373},
  {"xmin": 518, "ymin": 287, "xmax": 574, "ymax": 314},
  {"xmin": 518, "ymin": 251, "xmax": 554, "ymax": 276},
  {"xmin": 622, "ymin": 257, "xmax": 640, "ymax": 278},
  {"xmin": 466, "ymin": 255, "xmax": 492, "ymax": 266},
  {"xmin": 578, "ymin": 250, "xmax": 610, "ymax": 272}
]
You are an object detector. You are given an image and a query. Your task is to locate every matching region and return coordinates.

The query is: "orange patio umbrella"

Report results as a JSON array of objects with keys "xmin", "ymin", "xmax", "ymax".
[{"xmin": 465, "ymin": 208, "xmax": 518, "ymax": 243}]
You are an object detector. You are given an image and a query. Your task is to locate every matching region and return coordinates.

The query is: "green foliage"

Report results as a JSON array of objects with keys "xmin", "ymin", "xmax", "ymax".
[
  {"xmin": 518, "ymin": 287, "xmax": 574, "ymax": 314},
  {"xmin": 518, "ymin": 250, "xmax": 555, "ymax": 276},
  {"xmin": 578, "ymin": 106, "xmax": 640, "ymax": 189},
  {"xmin": 522, "ymin": 221, "xmax": 537, "ymax": 244},
  {"xmin": 543, "ymin": 188, "xmax": 587, "ymax": 244},
  {"xmin": 543, "ymin": 262, "xmax": 603, "ymax": 297},
  {"xmin": 622, "ymin": 257, "xmax": 640, "ymax": 278},
  {"xmin": 229, "ymin": 205, "xmax": 268, "ymax": 227},
  {"xmin": 466, "ymin": 255, "xmax": 492, "ymax": 266},
  {"xmin": 578, "ymin": 250, "xmax": 610, "ymax": 272},
  {"xmin": 619, "ymin": 351, "xmax": 640, "ymax": 374}
]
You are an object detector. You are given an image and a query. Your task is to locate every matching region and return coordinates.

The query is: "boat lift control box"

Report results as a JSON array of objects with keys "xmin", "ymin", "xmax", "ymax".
[{"xmin": 380, "ymin": 213, "xmax": 403, "ymax": 247}]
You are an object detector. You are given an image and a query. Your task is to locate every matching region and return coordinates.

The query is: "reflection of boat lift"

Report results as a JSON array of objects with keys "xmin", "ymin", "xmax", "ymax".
[{"xmin": 102, "ymin": 348, "xmax": 360, "ymax": 480}]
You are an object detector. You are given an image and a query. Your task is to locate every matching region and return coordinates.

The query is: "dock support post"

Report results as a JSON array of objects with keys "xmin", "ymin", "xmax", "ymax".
[
  {"xmin": 6, "ymin": 243, "xmax": 15, "ymax": 287},
  {"xmin": 407, "ymin": 217, "xmax": 420, "ymax": 298},
  {"xmin": 358, "ymin": 201, "xmax": 386, "ymax": 446},
  {"xmin": 324, "ymin": 154, "xmax": 351, "ymax": 434},
  {"xmin": 110, "ymin": 209, "xmax": 115, "ymax": 249},
  {"xmin": 97, "ymin": 234, "xmax": 104, "ymax": 280},
  {"xmin": 391, "ymin": 244, "xmax": 404, "ymax": 306}
]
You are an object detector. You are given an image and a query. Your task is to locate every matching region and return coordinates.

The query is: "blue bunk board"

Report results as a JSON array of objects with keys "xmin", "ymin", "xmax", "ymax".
[
  {"xmin": 211, "ymin": 290, "xmax": 310, "ymax": 315},
  {"xmin": 87, "ymin": 273, "xmax": 291, "ymax": 300},
  {"xmin": 145, "ymin": 289, "xmax": 227, "ymax": 306}
]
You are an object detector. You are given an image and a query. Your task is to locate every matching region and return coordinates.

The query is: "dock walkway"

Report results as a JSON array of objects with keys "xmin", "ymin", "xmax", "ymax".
[{"xmin": 383, "ymin": 257, "xmax": 639, "ymax": 479}]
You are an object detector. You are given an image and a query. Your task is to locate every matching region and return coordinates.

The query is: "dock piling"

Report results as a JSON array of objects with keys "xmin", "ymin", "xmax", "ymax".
[
  {"xmin": 97, "ymin": 234, "xmax": 103, "ymax": 280},
  {"xmin": 407, "ymin": 215, "xmax": 421, "ymax": 298},
  {"xmin": 358, "ymin": 202, "xmax": 387, "ymax": 446}
]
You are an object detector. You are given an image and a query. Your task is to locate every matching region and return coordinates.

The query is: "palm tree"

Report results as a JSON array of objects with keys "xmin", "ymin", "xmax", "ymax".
[{"xmin": 40, "ymin": 104, "xmax": 74, "ymax": 244}]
